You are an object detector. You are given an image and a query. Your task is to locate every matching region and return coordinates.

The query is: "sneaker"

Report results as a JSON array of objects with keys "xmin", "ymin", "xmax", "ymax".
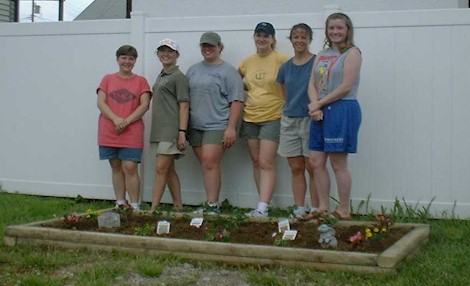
[
  {"xmin": 193, "ymin": 202, "xmax": 221, "ymax": 215},
  {"xmin": 292, "ymin": 207, "xmax": 308, "ymax": 219},
  {"xmin": 245, "ymin": 209, "xmax": 268, "ymax": 218}
]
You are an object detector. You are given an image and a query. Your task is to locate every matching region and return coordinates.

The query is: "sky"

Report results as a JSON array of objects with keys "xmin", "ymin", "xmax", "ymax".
[{"xmin": 19, "ymin": 0, "xmax": 95, "ymax": 22}]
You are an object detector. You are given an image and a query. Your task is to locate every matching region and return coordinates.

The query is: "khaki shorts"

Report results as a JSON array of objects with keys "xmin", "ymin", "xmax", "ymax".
[
  {"xmin": 150, "ymin": 142, "xmax": 184, "ymax": 159},
  {"xmin": 188, "ymin": 129, "xmax": 224, "ymax": 147},
  {"xmin": 240, "ymin": 119, "xmax": 280, "ymax": 143},
  {"xmin": 278, "ymin": 116, "xmax": 311, "ymax": 158}
]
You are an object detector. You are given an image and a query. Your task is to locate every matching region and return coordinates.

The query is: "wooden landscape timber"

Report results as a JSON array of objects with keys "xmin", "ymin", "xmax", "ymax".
[{"xmin": 4, "ymin": 216, "xmax": 430, "ymax": 274}]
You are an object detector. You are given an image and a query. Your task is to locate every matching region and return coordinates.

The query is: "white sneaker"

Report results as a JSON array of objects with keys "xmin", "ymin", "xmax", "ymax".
[
  {"xmin": 292, "ymin": 207, "xmax": 308, "ymax": 219},
  {"xmin": 245, "ymin": 209, "xmax": 268, "ymax": 218}
]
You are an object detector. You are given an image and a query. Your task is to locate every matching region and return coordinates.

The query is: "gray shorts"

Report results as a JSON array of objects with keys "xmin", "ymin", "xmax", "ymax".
[
  {"xmin": 278, "ymin": 116, "xmax": 310, "ymax": 158},
  {"xmin": 240, "ymin": 119, "xmax": 280, "ymax": 143},
  {"xmin": 188, "ymin": 129, "xmax": 224, "ymax": 147},
  {"xmin": 150, "ymin": 142, "xmax": 184, "ymax": 159}
]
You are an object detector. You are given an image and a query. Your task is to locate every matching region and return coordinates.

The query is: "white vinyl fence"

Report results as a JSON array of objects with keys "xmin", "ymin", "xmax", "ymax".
[{"xmin": 1, "ymin": 8, "xmax": 470, "ymax": 218}]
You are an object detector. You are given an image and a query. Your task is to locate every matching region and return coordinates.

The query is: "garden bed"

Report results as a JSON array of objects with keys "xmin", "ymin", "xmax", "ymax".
[{"xmin": 4, "ymin": 210, "xmax": 430, "ymax": 274}]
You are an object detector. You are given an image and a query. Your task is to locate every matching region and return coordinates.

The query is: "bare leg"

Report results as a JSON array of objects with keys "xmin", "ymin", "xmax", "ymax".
[
  {"xmin": 109, "ymin": 159, "xmax": 126, "ymax": 202},
  {"xmin": 309, "ymin": 151, "xmax": 330, "ymax": 211},
  {"xmin": 193, "ymin": 144, "xmax": 224, "ymax": 203},
  {"xmin": 329, "ymin": 152, "xmax": 351, "ymax": 217},
  {"xmin": 304, "ymin": 156, "xmax": 319, "ymax": 209},
  {"xmin": 287, "ymin": 156, "xmax": 307, "ymax": 207},
  {"xmin": 257, "ymin": 140, "xmax": 279, "ymax": 204},
  {"xmin": 166, "ymin": 161, "xmax": 183, "ymax": 208},
  {"xmin": 246, "ymin": 139, "xmax": 260, "ymax": 193},
  {"xmin": 150, "ymin": 154, "xmax": 175, "ymax": 212},
  {"xmin": 121, "ymin": 160, "xmax": 140, "ymax": 204}
]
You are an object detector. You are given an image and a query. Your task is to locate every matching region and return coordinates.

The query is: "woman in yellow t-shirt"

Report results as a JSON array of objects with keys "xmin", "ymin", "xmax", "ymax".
[{"xmin": 239, "ymin": 22, "xmax": 290, "ymax": 217}]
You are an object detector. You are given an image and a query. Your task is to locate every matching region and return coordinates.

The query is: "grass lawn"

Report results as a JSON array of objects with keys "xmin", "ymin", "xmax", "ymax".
[{"xmin": 1, "ymin": 190, "xmax": 469, "ymax": 285}]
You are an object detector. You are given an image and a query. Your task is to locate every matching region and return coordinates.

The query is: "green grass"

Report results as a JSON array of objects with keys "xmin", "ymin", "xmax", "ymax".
[{"xmin": 1, "ymin": 190, "xmax": 470, "ymax": 285}]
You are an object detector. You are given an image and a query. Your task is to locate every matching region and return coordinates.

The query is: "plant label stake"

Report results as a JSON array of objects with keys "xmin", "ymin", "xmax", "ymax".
[
  {"xmin": 278, "ymin": 219, "xmax": 290, "ymax": 233},
  {"xmin": 282, "ymin": 230, "xmax": 298, "ymax": 240},
  {"xmin": 156, "ymin": 220, "xmax": 171, "ymax": 234},
  {"xmin": 190, "ymin": 218, "xmax": 204, "ymax": 228}
]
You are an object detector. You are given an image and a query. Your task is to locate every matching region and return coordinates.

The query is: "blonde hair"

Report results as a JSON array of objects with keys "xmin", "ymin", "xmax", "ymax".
[{"xmin": 324, "ymin": 13, "xmax": 355, "ymax": 53}]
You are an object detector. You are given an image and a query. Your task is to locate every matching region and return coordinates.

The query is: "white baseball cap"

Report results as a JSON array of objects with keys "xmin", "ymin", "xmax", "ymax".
[{"xmin": 157, "ymin": 38, "xmax": 179, "ymax": 53}]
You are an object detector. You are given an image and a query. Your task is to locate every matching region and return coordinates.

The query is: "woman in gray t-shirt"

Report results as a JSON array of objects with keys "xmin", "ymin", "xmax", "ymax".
[{"xmin": 186, "ymin": 32, "xmax": 244, "ymax": 214}]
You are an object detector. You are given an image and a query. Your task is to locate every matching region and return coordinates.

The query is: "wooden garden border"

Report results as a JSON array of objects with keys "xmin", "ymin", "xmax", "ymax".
[{"xmin": 4, "ymin": 216, "xmax": 429, "ymax": 274}]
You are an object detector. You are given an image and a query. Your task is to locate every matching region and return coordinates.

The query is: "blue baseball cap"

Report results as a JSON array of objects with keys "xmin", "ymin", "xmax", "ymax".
[{"xmin": 254, "ymin": 22, "xmax": 275, "ymax": 36}]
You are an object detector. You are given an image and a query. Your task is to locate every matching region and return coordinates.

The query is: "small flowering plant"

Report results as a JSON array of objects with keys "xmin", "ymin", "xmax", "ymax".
[
  {"xmin": 366, "ymin": 214, "xmax": 392, "ymax": 241},
  {"xmin": 202, "ymin": 226, "xmax": 231, "ymax": 242},
  {"xmin": 349, "ymin": 231, "xmax": 364, "ymax": 245},
  {"xmin": 62, "ymin": 209, "xmax": 105, "ymax": 228},
  {"xmin": 64, "ymin": 212, "xmax": 80, "ymax": 223},
  {"xmin": 349, "ymin": 214, "xmax": 393, "ymax": 244},
  {"xmin": 62, "ymin": 212, "xmax": 81, "ymax": 228},
  {"xmin": 86, "ymin": 208, "xmax": 103, "ymax": 221},
  {"xmin": 272, "ymin": 232, "xmax": 291, "ymax": 247}
]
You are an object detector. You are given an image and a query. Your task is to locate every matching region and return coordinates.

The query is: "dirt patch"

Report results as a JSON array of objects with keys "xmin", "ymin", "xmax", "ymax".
[
  {"xmin": 42, "ymin": 212, "xmax": 412, "ymax": 253},
  {"xmin": 53, "ymin": 262, "xmax": 251, "ymax": 286}
]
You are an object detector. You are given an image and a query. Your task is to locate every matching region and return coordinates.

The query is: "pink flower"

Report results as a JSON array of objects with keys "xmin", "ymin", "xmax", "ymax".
[{"xmin": 349, "ymin": 231, "xmax": 364, "ymax": 244}]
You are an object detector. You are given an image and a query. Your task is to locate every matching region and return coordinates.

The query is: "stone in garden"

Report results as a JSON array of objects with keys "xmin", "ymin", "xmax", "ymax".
[{"xmin": 98, "ymin": 211, "xmax": 121, "ymax": 228}]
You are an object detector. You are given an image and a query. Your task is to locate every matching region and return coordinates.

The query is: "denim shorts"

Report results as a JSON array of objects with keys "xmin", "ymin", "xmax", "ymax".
[
  {"xmin": 309, "ymin": 100, "xmax": 361, "ymax": 153},
  {"xmin": 239, "ymin": 119, "xmax": 281, "ymax": 143},
  {"xmin": 99, "ymin": 146, "xmax": 142, "ymax": 162}
]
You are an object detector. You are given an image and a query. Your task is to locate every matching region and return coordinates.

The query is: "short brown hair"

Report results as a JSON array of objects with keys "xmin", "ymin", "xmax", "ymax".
[{"xmin": 116, "ymin": 45, "xmax": 138, "ymax": 59}]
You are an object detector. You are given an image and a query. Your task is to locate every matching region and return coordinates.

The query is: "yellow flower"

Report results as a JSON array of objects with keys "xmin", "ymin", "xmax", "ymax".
[
  {"xmin": 366, "ymin": 232, "xmax": 373, "ymax": 238},
  {"xmin": 373, "ymin": 227, "xmax": 379, "ymax": 233},
  {"xmin": 381, "ymin": 227, "xmax": 388, "ymax": 232},
  {"xmin": 365, "ymin": 228, "xmax": 371, "ymax": 233}
]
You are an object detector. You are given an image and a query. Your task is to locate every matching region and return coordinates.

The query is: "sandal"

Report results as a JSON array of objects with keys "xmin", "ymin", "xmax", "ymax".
[
  {"xmin": 114, "ymin": 201, "xmax": 132, "ymax": 211},
  {"xmin": 330, "ymin": 211, "xmax": 352, "ymax": 221},
  {"xmin": 300, "ymin": 209, "xmax": 328, "ymax": 221}
]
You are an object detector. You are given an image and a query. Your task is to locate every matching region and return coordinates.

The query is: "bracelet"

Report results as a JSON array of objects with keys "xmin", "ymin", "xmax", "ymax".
[{"xmin": 178, "ymin": 129, "xmax": 187, "ymax": 133}]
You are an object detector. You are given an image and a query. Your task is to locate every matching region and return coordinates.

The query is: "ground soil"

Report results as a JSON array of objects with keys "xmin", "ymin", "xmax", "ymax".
[{"xmin": 42, "ymin": 211, "xmax": 412, "ymax": 253}]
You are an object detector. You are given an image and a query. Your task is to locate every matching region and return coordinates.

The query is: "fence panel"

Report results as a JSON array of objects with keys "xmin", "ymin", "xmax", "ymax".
[{"xmin": 1, "ymin": 9, "xmax": 470, "ymax": 217}]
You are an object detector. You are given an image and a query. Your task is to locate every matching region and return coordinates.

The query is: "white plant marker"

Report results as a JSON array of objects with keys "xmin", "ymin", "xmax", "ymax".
[
  {"xmin": 282, "ymin": 230, "xmax": 298, "ymax": 241},
  {"xmin": 190, "ymin": 217, "xmax": 204, "ymax": 228},
  {"xmin": 278, "ymin": 218, "xmax": 290, "ymax": 233},
  {"xmin": 156, "ymin": 220, "xmax": 171, "ymax": 234}
]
